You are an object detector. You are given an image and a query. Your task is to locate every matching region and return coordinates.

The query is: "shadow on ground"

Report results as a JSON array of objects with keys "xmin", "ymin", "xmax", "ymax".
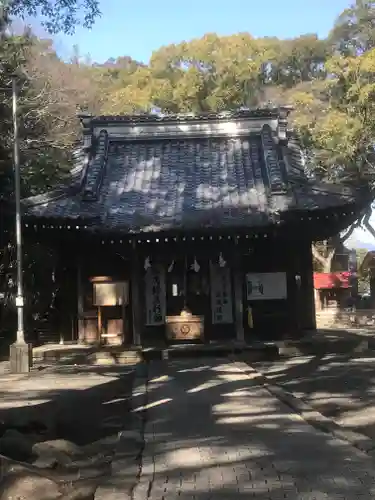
[
  {"xmin": 125, "ymin": 359, "xmax": 375, "ymax": 499},
  {"xmin": 0, "ymin": 364, "xmax": 136, "ymax": 448},
  {"xmin": 242, "ymin": 351, "xmax": 375, "ymax": 441}
]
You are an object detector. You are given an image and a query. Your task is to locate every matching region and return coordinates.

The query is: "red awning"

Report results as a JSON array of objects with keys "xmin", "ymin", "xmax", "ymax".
[{"xmin": 313, "ymin": 272, "xmax": 351, "ymax": 289}]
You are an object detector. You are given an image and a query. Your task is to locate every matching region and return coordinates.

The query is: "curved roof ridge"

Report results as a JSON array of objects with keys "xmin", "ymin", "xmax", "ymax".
[
  {"xmin": 89, "ymin": 106, "xmax": 293, "ymax": 125},
  {"xmin": 22, "ymin": 147, "xmax": 87, "ymax": 208}
]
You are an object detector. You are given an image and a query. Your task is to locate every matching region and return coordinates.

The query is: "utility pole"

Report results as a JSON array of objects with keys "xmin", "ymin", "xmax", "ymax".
[
  {"xmin": 8, "ymin": 75, "xmax": 32, "ymax": 373},
  {"xmin": 12, "ymin": 76, "xmax": 25, "ymax": 343}
]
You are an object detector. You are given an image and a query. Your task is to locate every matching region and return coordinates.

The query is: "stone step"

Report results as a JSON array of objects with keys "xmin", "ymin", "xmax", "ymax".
[
  {"xmin": 87, "ymin": 351, "xmax": 142, "ymax": 366},
  {"xmin": 33, "ymin": 346, "xmax": 142, "ymax": 365}
]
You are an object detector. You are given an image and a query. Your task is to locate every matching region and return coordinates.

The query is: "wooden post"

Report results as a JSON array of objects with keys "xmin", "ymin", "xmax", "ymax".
[
  {"xmin": 121, "ymin": 299, "xmax": 126, "ymax": 345},
  {"xmin": 131, "ymin": 241, "xmax": 142, "ymax": 345},
  {"xmin": 298, "ymin": 242, "xmax": 316, "ymax": 332},
  {"xmin": 305, "ymin": 243, "xmax": 317, "ymax": 330},
  {"xmin": 234, "ymin": 242, "xmax": 245, "ymax": 343},
  {"xmin": 97, "ymin": 305, "xmax": 103, "ymax": 342},
  {"xmin": 77, "ymin": 261, "xmax": 85, "ymax": 343}
]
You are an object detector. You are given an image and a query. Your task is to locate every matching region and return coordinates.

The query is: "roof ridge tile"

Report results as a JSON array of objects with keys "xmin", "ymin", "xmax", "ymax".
[
  {"xmin": 82, "ymin": 130, "xmax": 109, "ymax": 201},
  {"xmin": 89, "ymin": 106, "xmax": 293, "ymax": 125}
]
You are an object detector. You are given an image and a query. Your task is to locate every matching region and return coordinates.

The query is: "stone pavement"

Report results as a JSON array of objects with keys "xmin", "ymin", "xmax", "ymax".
[
  {"xmin": 132, "ymin": 359, "xmax": 375, "ymax": 499},
  {"xmin": 248, "ymin": 351, "xmax": 375, "ymax": 442}
]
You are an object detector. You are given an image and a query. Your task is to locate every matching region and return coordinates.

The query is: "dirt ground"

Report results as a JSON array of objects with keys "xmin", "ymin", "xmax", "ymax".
[{"xmin": 0, "ymin": 364, "xmax": 135, "ymax": 448}]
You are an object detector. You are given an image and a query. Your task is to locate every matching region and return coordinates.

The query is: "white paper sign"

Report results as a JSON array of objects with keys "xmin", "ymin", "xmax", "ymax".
[
  {"xmin": 145, "ymin": 266, "xmax": 166, "ymax": 325},
  {"xmin": 210, "ymin": 262, "xmax": 233, "ymax": 324},
  {"xmin": 93, "ymin": 282, "xmax": 129, "ymax": 306},
  {"xmin": 246, "ymin": 272, "xmax": 287, "ymax": 301}
]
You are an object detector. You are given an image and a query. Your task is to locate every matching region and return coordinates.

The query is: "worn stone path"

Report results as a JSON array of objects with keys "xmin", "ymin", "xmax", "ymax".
[{"xmin": 132, "ymin": 359, "xmax": 375, "ymax": 499}]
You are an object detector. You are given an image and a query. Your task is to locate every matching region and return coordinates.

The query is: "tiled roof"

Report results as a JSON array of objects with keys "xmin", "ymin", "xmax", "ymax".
[
  {"xmin": 86, "ymin": 107, "xmax": 288, "ymax": 124},
  {"xmin": 23, "ymin": 115, "xmax": 359, "ymax": 234}
]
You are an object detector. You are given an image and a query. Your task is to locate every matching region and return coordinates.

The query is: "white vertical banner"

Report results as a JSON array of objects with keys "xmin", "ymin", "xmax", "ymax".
[
  {"xmin": 210, "ymin": 262, "xmax": 233, "ymax": 324},
  {"xmin": 145, "ymin": 265, "xmax": 166, "ymax": 326}
]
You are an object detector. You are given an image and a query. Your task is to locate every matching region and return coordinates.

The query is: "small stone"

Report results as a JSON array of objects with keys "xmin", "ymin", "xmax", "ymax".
[
  {"xmin": 33, "ymin": 439, "xmax": 84, "ymax": 457},
  {"xmin": 32, "ymin": 444, "xmax": 73, "ymax": 468}
]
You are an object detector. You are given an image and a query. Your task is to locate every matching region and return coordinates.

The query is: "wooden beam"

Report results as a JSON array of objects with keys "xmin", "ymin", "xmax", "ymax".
[
  {"xmin": 131, "ymin": 241, "xmax": 142, "ymax": 345},
  {"xmin": 77, "ymin": 260, "xmax": 85, "ymax": 343},
  {"xmin": 233, "ymin": 243, "xmax": 245, "ymax": 343}
]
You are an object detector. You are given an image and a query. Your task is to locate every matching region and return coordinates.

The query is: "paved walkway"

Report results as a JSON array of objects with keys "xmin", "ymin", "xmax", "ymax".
[
  {"xmin": 250, "ymin": 352, "xmax": 375, "ymax": 441},
  {"xmin": 133, "ymin": 359, "xmax": 375, "ymax": 499}
]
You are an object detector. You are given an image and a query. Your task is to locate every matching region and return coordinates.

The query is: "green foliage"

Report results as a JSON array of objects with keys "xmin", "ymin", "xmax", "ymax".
[
  {"xmin": 6, "ymin": 0, "xmax": 101, "ymax": 34},
  {"xmin": 0, "ymin": 33, "xmax": 32, "ymax": 199},
  {"xmin": 329, "ymin": 0, "xmax": 375, "ymax": 55}
]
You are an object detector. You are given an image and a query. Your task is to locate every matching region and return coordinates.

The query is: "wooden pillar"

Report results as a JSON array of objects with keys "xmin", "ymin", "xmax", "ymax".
[
  {"xmin": 234, "ymin": 242, "xmax": 245, "ymax": 343},
  {"xmin": 131, "ymin": 241, "xmax": 142, "ymax": 345},
  {"xmin": 77, "ymin": 261, "xmax": 85, "ymax": 343},
  {"xmin": 300, "ymin": 242, "xmax": 316, "ymax": 331}
]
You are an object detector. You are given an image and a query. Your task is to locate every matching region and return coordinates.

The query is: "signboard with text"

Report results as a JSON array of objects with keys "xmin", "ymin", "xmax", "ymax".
[{"xmin": 246, "ymin": 272, "xmax": 287, "ymax": 301}]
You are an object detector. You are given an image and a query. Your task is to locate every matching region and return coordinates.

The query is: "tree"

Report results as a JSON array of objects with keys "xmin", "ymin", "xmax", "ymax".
[
  {"xmin": 20, "ymin": 36, "xmax": 104, "ymax": 192},
  {"xmin": 0, "ymin": 0, "xmax": 101, "ymax": 338},
  {"xmin": 329, "ymin": 0, "xmax": 375, "ymax": 56},
  {"xmin": 267, "ymin": 34, "xmax": 328, "ymax": 87},
  {"xmin": 0, "ymin": 33, "xmax": 103, "ymax": 338},
  {"xmin": 294, "ymin": 49, "xmax": 375, "ymax": 271},
  {"xmin": 3, "ymin": 0, "xmax": 101, "ymax": 34}
]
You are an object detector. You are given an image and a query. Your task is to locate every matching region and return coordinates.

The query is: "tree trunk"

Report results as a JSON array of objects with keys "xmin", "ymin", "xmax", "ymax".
[{"xmin": 311, "ymin": 243, "xmax": 336, "ymax": 273}]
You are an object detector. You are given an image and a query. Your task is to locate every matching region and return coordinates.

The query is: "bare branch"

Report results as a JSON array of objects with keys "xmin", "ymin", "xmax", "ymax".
[{"xmin": 341, "ymin": 219, "xmax": 361, "ymax": 242}]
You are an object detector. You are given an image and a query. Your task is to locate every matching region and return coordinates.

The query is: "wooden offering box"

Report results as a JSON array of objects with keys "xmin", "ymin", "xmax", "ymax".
[{"xmin": 166, "ymin": 312, "xmax": 204, "ymax": 341}]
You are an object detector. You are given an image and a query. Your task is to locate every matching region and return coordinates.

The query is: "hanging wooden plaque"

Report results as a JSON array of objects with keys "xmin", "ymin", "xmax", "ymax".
[
  {"xmin": 93, "ymin": 281, "xmax": 129, "ymax": 306},
  {"xmin": 145, "ymin": 266, "xmax": 166, "ymax": 326},
  {"xmin": 210, "ymin": 262, "xmax": 233, "ymax": 324}
]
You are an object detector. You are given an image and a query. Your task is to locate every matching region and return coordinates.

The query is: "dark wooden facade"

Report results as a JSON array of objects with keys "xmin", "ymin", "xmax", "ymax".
[
  {"xmin": 22, "ymin": 225, "xmax": 336, "ymax": 345},
  {"xmin": 21, "ymin": 108, "xmax": 367, "ymax": 346}
]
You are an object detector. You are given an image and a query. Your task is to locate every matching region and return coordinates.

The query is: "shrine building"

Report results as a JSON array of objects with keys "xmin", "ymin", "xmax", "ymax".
[{"xmin": 22, "ymin": 108, "xmax": 365, "ymax": 346}]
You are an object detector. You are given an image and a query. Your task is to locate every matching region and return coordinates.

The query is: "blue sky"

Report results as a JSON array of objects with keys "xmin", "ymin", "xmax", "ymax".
[{"xmin": 54, "ymin": 0, "xmax": 353, "ymax": 63}]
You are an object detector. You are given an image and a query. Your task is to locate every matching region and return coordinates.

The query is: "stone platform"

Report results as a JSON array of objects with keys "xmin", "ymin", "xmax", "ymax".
[
  {"xmin": 32, "ymin": 344, "xmax": 142, "ymax": 366},
  {"xmin": 31, "ymin": 330, "xmax": 371, "ymax": 367}
]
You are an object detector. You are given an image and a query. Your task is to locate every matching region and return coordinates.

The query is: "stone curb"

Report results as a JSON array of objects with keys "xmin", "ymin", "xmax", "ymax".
[
  {"xmin": 131, "ymin": 362, "xmax": 159, "ymax": 500},
  {"xmin": 95, "ymin": 362, "xmax": 148, "ymax": 499},
  {"xmin": 233, "ymin": 360, "xmax": 375, "ymax": 457}
]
